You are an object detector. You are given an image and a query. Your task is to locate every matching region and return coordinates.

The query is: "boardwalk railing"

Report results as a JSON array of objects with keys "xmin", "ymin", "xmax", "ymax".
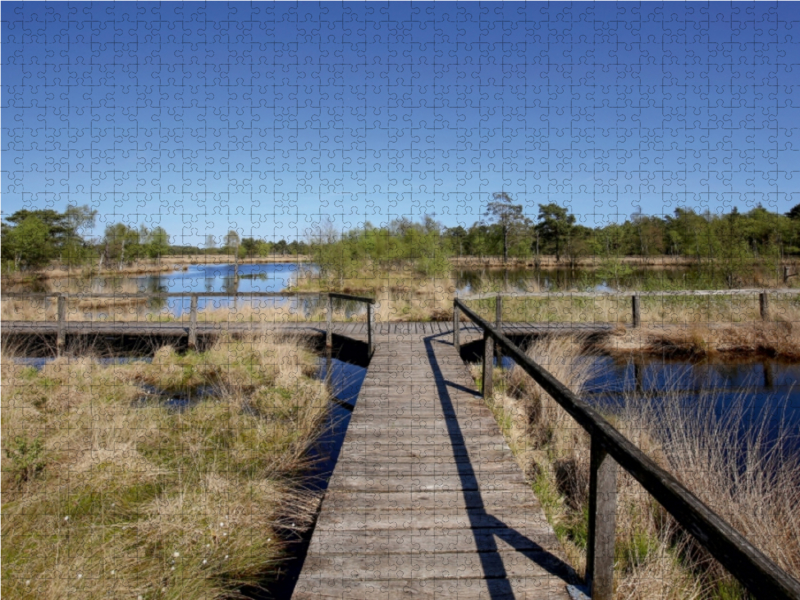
[
  {"xmin": 453, "ymin": 297, "xmax": 800, "ymax": 600},
  {"xmin": 2, "ymin": 291, "xmax": 376, "ymax": 357},
  {"xmin": 460, "ymin": 288, "xmax": 799, "ymax": 327}
]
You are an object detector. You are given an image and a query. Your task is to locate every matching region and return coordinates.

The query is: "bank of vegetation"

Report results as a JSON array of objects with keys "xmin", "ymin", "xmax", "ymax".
[
  {"xmin": 1, "ymin": 205, "xmax": 309, "ymax": 280},
  {"xmin": 1, "ymin": 334, "xmax": 330, "ymax": 599},
  {"xmin": 6, "ymin": 196, "xmax": 800, "ymax": 288},
  {"xmin": 476, "ymin": 335, "xmax": 800, "ymax": 599}
]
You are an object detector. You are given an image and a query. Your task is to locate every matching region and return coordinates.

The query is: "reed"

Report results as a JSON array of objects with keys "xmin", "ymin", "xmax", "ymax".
[
  {"xmin": 480, "ymin": 335, "xmax": 800, "ymax": 598},
  {"xmin": 1, "ymin": 333, "xmax": 330, "ymax": 599}
]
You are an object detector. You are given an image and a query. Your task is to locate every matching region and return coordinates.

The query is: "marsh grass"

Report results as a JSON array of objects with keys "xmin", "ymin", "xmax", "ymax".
[
  {"xmin": 468, "ymin": 291, "xmax": 800, "ymax": 326},
  {"xmin": 1, "ymin": 333, "xmax": 330, "ymax": 599},
  {"xmin": 294, "ymin": 268, "xmax": 456, "ymax": 322},
  {"xmin": 477, "ymin": 335, "xmax": 800, "ymax": 598},
  {"xmin": 601, "ymin": 319, "xmax": 800, "ymax": 360}
]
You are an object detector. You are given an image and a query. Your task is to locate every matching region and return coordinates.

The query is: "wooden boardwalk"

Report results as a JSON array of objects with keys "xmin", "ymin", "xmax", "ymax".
[
  {"xmin": 2, "ymin": 319, "xmax": 612, "ymax": 342},
  {"xmin": 293, "ymin": 330, "xmax": 577, "ymax": 599}
]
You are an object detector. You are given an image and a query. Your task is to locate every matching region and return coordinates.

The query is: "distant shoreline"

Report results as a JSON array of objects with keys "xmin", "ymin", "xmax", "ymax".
[
  {"xmin": 4, "ymin": 254, "xmax": 799, "ymax": 283},
  {"xmin": 2, "ymin": 255, "xmax": 312, "ymax": 282}
]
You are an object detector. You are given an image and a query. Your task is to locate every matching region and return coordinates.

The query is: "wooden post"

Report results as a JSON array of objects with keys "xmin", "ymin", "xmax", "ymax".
[
  {"xmin": 326, "ymin": 294, "xmax": 333, "ymax": 348},
  {"xmin": 631, "ymin": 294, "xmax": 641, "ymax": 328},
  {"xmin": 367, "ymin": 303, "xmax": 374, "ymax": 358},
  {"xmin": 586, "ymin": 436, "xmax": 618, "ymax": 600},
  {"xmin": 56, "ymin": 294, "xmax": 66, "ymax": 357},
  {"xmin": 495, "ymin": 295, "xmax": 503, "ymax": 364},
  {"xmin": 453, "ymin": 302, "xmax": 460, "ymax": 351},
  {"xmin": 188, "ymin": 294, "xmax": 198, "ymax": 350},
  {"xmin": 482, "ymin": 331, "xmax": 494, "ymax": 398},
  {"xmin": 325, "ymin": 345, "xmax": 333, "ymax": 387},
  {"xmin": 784, "ymin": 265, "xmax": 789, "ymax": 284},
  {"xmin": 760, "ymin": 291, "xmax": 769, "ymax": 321}
]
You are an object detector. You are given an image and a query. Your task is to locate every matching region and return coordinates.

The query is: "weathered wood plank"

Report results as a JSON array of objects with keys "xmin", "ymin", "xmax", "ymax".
[
  {"xmin": 293, "ymin": 576, "xmax": 572, "ymax": 600},
  {"xmin": 302, "ymin": 549, "xmax": 575, "ymax": 580},
  {"xmin": 303, "ymin": 526, "xmax": 563, "ymax": 555}
]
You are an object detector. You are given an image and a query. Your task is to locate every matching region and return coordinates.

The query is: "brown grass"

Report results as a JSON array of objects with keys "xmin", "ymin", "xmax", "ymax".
[
  {"xmin": 2, "ymin": 333, "xmax": 330, "ymax": 599},
  {"xmin": 478, "ymin": 335, "xmax": 800, "ymax": 598},
  {"xmin": 600, "ymin": 320, "xmax": 800, "ymax": 360},
  {"xmin": 451, "ymin": 255, "xmax": 800, "ymax": 272}
]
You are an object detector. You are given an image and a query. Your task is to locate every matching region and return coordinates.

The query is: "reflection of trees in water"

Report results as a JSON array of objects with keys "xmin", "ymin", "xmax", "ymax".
[
  {"xmin": 141, "ymin": 275, "xmax": 168, "ymax": 295},
  {"xmin": 222, "ymin": 275, "xmax": 239, "ymax": 296}
]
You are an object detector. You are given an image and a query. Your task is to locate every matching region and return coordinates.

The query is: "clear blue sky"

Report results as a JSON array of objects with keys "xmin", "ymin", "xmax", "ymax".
[{"xmin": 3, "ymin": 2, "xmax": 799, "ymax": 245}]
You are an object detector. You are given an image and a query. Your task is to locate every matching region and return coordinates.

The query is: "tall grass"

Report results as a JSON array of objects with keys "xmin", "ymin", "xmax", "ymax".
[
  {"xmin": 479, "ymin": 335, "xmax": 800, "ymax": 598},
  {"xmin": 2, "ymin": 333, "xmax": 330, "ymax": 599},
  {"xmin": 467, "ymin": 291, "xmax": 800, "ymax": 326}
]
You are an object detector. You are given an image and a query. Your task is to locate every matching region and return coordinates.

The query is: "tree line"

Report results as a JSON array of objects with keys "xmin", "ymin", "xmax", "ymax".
[
  {"xmin": 4, "ymin": 197, "xmax": 800, "ymax": 274},
  {"xmin": 0, "ymin": 208, "xmax": 310, "ymax": 272}
]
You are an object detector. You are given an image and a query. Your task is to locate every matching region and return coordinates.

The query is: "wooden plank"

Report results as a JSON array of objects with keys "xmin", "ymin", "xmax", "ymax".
[
  {"xmin": 293, "ymin": 575, "xmax": 572, "ymax": 600},
  {"xmin": 304, "ymin": 526, "xmax": 562, "ymax": 555},
  {"xmin": 321, "ymin": 489, "xmax": 545, "ymax": 512},
  {"xmin": 301, "ymin": 549, "xmax": 575, "ymax": 580}
]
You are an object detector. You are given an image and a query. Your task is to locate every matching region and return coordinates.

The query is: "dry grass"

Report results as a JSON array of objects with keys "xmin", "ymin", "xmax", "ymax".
[
  {"xmin": 601, "ymin": 320, "xmax": 800, "ymax": 360},
  {"xmin": 451, "ymin": 255, "xmax": 800, "ymax": 272},
  {"xmin": 2, "ymin": 333, "xmax": 330, "ymax": 599},
  {"xmin": 295, "ymin": 268, "xmax": 456, "ymax": 322},
  {"xmin": 468, "ymin": 291, "xmax": 800, "ymax": 326},
  {"xmin": 477, "ymin": 335, "xmax": 800, "ymax": 598}
]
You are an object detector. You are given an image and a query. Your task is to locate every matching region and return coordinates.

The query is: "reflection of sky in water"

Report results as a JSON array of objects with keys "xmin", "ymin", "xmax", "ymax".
[
  {"xmin": 498, "ymin": 354, "xmax": 800, "ymax": 452},
  {"xmin": 135, "ymin": 263, "xmax": 308, "ymax": 316},
  {"xmin": 307, "ymin": 357, "xmax": 368, "ymax": 490},
  {"xmin": 588, "ymin": 357, "xmax": 800, "ymax": 452},
  {"xmin": 102, "ymin": 263, "xmax": 363, "ymax": 319}
]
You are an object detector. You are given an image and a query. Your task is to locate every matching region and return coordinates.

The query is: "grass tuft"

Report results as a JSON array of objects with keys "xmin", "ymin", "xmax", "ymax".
[
  {"xmin": 476, "ymin": 334, "xmax": 800, "ymax": 598},
  {"xmin": 2, "ymin": 333, "xmax": 330, "ymax": 599}
]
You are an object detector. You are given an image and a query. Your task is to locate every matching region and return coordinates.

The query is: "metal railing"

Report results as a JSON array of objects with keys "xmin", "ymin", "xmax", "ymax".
[
  {"xmin": 453, "ymin": 297, "xmax": 800, "ymax": 600},
  {"xmin": 2, "ymin": 291, "xmax": 376, "ymax": 357}
]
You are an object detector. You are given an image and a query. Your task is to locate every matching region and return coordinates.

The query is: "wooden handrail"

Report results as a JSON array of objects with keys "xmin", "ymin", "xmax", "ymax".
[
  {"xmin": 460, "ymin": 288, "xmax": 798, "ymax": 300},
  {"xmin": 459, "ymin": 289, "xmax": 794, "ymax": 327},
  {"xmin": 453, "ymin": 297, "xmax": 800, "ymax": 600},
  {"xmin": 4, "ymin": 292, "xmax": 376, "ymax": 357}
]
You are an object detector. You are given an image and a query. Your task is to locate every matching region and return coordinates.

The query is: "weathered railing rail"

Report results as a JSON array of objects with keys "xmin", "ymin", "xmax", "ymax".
[
  {"xmin": 459, "ymin": 288, "xmax": 799, "ymax": 327},
  {"xmin": 453, "ymin": 297, "xmax": 800, "ymax": 600},
  {"xmin": 2, "ymin": 292, "xmax": 376, "ymax": 357}
]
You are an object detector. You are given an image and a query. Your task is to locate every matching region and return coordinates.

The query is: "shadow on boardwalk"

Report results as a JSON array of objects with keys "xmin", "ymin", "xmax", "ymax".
[{"xmin": 425, "ymin": 334, "xmax": 579, "ymax": 598}]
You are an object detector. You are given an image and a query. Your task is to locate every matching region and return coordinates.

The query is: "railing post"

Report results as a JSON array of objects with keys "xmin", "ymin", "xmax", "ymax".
[
  {"xmin": 482, "ymin": 330, "xmax": 494, "ymax": 398},
  {"xmin": 326, "ymin": 294, "xmax": 333, "ymax": 348},
  {"xmin": 56, "ymin": 294, "xmax": 66, "ymax": 357},
  {"xmin": 453, "ymin": 301, "xmax": 460, "ymax": 351},
  {"xmin": 586, "ymin": 436, "xmax": 618, "ymax": 600},
  {"xmin": 631, "ymin": 294, "xmax": 641, "ymax": 328},
  {"xmin": 760, "ymin": 291, "xmax": 769, "ymax": 321},
  {"xmin": 495, "ymin": 294, "xmax": 503, "ymax": 364},
  {"xmin": 188, "ymin": 294, "xmax": 198, "ymax": 351},
  {"xmin": 367, "ymin": 302, "xmax": 374, "ymax": 358}
]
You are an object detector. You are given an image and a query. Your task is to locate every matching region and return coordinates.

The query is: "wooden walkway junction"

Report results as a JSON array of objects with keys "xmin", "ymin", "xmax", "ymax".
[
  {"xmin": 1, "ymin": 319, "xmax": 612, "ymax": 341},
  {"xmin": 293, "ymin": 329, "xmax": 577, "ymax": 599}
]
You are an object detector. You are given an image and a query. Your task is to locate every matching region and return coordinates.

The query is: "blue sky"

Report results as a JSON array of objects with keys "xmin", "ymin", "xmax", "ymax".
[{"xmin": 3, "ymin": 2, "xmax": 799, "ymax": 245}]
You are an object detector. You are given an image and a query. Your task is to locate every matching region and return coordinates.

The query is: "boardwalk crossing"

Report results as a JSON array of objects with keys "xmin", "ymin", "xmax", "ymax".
[{"xmin": 293, "ymin": 330, "xmax": 576, "ymax": 599}]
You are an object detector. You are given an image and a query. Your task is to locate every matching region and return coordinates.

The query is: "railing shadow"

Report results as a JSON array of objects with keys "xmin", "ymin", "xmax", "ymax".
[{"xmin": 423, "ymin": 333, "xmax": 578, "ymax": 598}]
